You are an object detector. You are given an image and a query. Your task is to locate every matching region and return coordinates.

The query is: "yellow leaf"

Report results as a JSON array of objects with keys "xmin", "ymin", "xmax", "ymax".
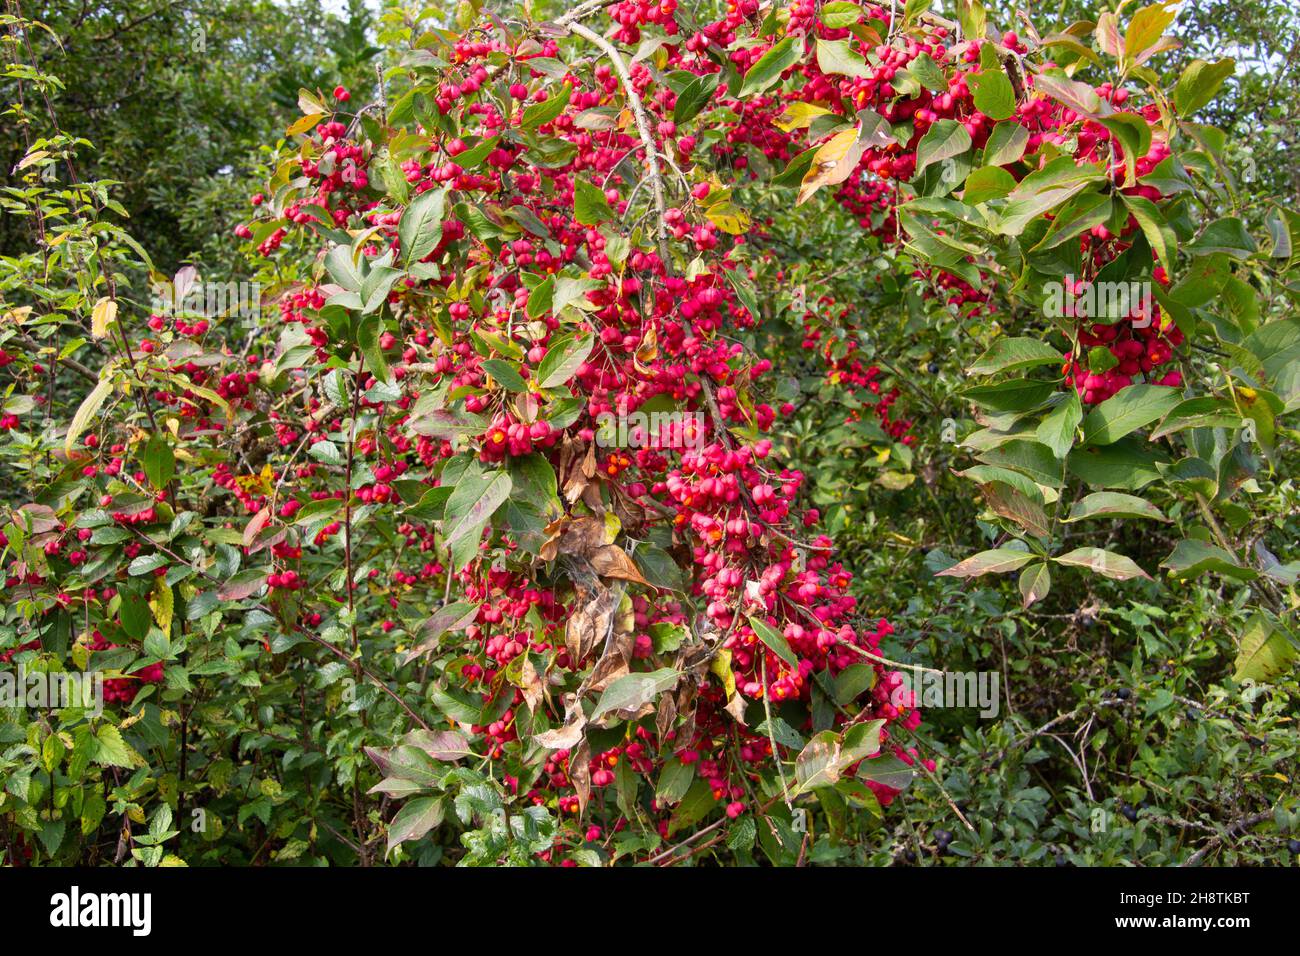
[
  {"xmin": 150, "ymin": 577, "xmax": 174, "ymax": 635},
  {"xmin": 297, "ymin": 88, "xmax": 327, "ymax": 115},
  {"xmin": 287, "ymin": 112, "xmax": 323, "ymax": 137},
  {"xmin": 774, "ymin": 102, "xmax": 834, "ymax": 132},
  {"xmin": 91, "ymin": 297, "xmax": 117, "ymax": 339},
  {"xmin": 17, "ymin": 148, "xmax": 49, "ymax": 170},
  {"xmin": 704, "ymin": 201, "xmax": 751, "ymax": 235},
  {"xmin": 710, "ymin": 648, "xmax": 736, "ymax": 699},
  {"xmin": 797, "ymin": 128, "xmax": 864, "ymax": 205}
]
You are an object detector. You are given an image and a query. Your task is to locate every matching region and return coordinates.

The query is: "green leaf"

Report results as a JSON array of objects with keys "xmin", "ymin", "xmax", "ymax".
[
  {"xmin": 1037, "ymin": 392, "xmax": 1083, "ymax": 459},
  {"xmin": 667, "ymin": 779, "xmax": 715, "ymax": 835},
  {"xmin": 1034, "ymin": 191, "xmax": 1113, "ymax": 250},
  {"xmin": 1067, "ymin": 436, "xmax": 1165, "ymax": 490},
  {"xmin": 536, "ymin": 333, "xmax": 594, "ymax": 389},
  {"xmin": 430, "ymin": 685, "xmax": 485, "ymax": 724},
  {"xmin": 832, "ymin": 663, "xmax": 877, "ymax": 704},
  {"xmin": 1186, "ymin": 217, "xmax": 1257, "ymax": 259},
  {"xmin": 982, "ymin": 121, "xmax": 1029, "ymax": 167},
  {"xmin": 521, "ymin": 81, "xmax": 571, "ymax": 128},
  {"xmin": 1174, "ymin": 58, "xmax": 1236, "ymax": 116},
  {"xmin": 324, "ymin": 244, "xmax": 362, "ymax": 291},
  {"xmin": 357, "ymin": 315, "xmax": 390, "ymax": 384},
  {"xmin": 38, "ymin": 819, "xmax": 66, "ymax": 857},
  {"xmin": 481, "ymin": 358, "xmax": 526, "ymax": 392},
  {"xmin": 820, "ymin": 1, "xmax": 863, "ymax": 28},
  {"xmin": 956, "ymin": 0, "xmax": 986, "ymax": 41},
  {"xmin": 65, "ymin": 377, "xmax": 113, "ymax": 455},
  {"xmin": 1019, "ymin": 562, "xmax": 1051, "ymax": 607},
  {"xmin": 1063, "ymin": 492, "xmax": 1168, "ymax": 522},
  {"xmin": 1080, "ymin": 384, "xmax": 1180, "ymax": 445},
  {"xmin": 1099, "ymin": 114, "xmax": 1152, "ymax": 184},
  {"xmin": 590, "ymin": 668, "xmax": 681, "ymax": 722},
  {"xmin": 960, "ymin": 378, "xmax": 1055, "ymax": 413},
  {"xmin": 1232, "ymin": 611, "xmax": 1297, "ymax": 683},
  {"xmin": 142, "ymin": 432, "xmax": 175, "ymax": 489},
  {"xmin": 443, "ymin": 469, "xmax": 512, "ymax": 570},
  {"xmin": 962, "ymin": 165, "xmax": 1017, "ymax": 204},
  {"xmin": 1160, "ymin": 539, "xmax": 1256, "ymax": 581},
  {"xmin": 995, "ymin": 157, "xmax": 1105, "ymax": 236},
  {"xmin": 814, "ymin": 38, "xmax": 872, "ymax": 78},
  {"xmin": 908, "ymin": 53, "xmax": 948, "ymax": 91},
  {"xmin": 1120, "ymin": 193, "xmax": 1177, "ymax": 274},
  {"xmin": 128, "ymin": 553, "xmax": 168, "ymax": 576},
  {"xmin": 936, "ymin": 548, "xmax": 1036, "ymax": 578},
  {"xmin": 573, "ymin": 177, "xmax": 613, "ymax": 226},
  {"xmin": 1054, "ymin": 547, "xmax": 1150, "ymax": 580},
  {"xmin": 399, "ymin": 186, "xmax": 448, "ymax": 265},
  {"xmin": 914, "ymin": 119, "xmax": 972, "ymax": 176},
  {"xmin": 740, "ymin": 36, "xmax": 801, "ymax": 96},
  {"xmin": 968, "ymin": 69, "xmax": 1015, "ymax": 120},
  {"xmin": 747, "ymin": 615, "xmax": 798, "ymax": 668},
  {"xmin": 386, "ymin": 796, "xmax": 445, "ymax": 856},
  {"xmin": 673, "ymin": 72, "xmax": 720, "ymax": 124},
  {"xmin": 93, "ymin": 724, "xmax": 140, "ymax": 768},
  {"xmin": 967, "ymin": 337, "xmax": 1062, "ymax": 375},
  {"xmin": 525, "ymin": 276, "xmax": 555, "ymax": 320},
  {"xmin": 655, "ymin": 758, "xmax": 696, "ymax": 806}
]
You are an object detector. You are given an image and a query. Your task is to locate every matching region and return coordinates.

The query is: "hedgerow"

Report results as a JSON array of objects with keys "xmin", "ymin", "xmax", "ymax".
[{"xmin": 1, "ymin": 0, "xmax": 1296, "ymax": 866}]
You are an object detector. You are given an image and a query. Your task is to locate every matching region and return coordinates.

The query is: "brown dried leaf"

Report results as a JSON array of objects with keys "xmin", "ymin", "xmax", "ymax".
[
  {"xmin": 633, "ymin": 323, "xmax": 658, "ymax": 375},
  {"xmin": 589, "ymin": 544, "xmax": 653, "ymax": 587},
  {"xmin": 517, "ymin": 656, "xmax": 544, "ymax": 713},
  {"xmin": 724, "ymin": 692, "xmax": 748, "ymax": 724},
  {"xmin": 533, "ymin": 713, "xmax": 588, "ymax": 750},
  {"xmin": 580, "ymin": 478, "xmax": 605, "ymax": 514},
  {"xmin": 611, "ymin": 485, "xmax": 647, "ymax": 534},
  {"xmin": 565, "ymin": 579, "xmax": 615, "ymax": 665},
  {"xmin": 539, "ymin": 516, "xmax": 568, "ymax": 563},
  {"xmin": 569, "ymin": 738, "xmax": 592, "ymax": 815},
  {"xmin": 557, "ymin": 516, "xmax": 607, "ymax": 557},
  {"xmin": 655, "ymin": 692, "xmax": 677, "ymax": 741}
]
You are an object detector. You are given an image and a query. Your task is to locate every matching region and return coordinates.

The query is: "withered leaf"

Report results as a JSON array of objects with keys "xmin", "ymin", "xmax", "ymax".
[
  {"xmin": 569, "ymin": 737, "xmax": 592, "ymax": 815},
  {"xmin": 533, "ymin": 713, "xmax": 587, "ymax": 750},
  {"xmin": 590, "ymin": 544, "xmax": 653, "ymax": 587},
  {"xmin": 633, "ymin": 323, "xmax": 659, "ymax": 375},
  {"xmin": 557, "ymin": 515, "xmax": 607, "ymax": 557}
]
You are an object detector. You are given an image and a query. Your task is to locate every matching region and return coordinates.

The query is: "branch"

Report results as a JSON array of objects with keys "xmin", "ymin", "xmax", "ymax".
[{"xmin": 561, "ymin": 20, "xmax": 671, "ymax": 257}]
